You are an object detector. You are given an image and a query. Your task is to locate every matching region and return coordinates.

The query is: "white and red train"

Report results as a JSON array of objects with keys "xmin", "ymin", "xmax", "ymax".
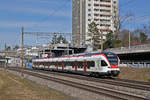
[{"xmin": 32, "ymin": 52, "xmax": 120, "ymax": 77}]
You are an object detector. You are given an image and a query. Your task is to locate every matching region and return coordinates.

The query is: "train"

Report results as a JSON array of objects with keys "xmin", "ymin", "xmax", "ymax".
[{"xmin": 32, "ymin": 52, "xmax": 120, "ymax": 77}]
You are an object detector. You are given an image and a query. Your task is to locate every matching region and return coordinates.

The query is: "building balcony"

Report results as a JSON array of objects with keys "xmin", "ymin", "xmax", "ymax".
[
  {"xmin": 99, "ymin": 6, "xmax": 111, "ymax": 10},
  {"xmin": 99, "ymin": 11, "xmax": 111, "ymax": 15},
  {"xmin": 100, "ymin": 4, "xmax": 111, "ymax": 7},
  {"xmin": 99, "ymin": 28, "xmax": 112, "ymax": 32},
  {"xmin": 94, "ymin": 3, "xmax": 99, "ymax": 6},
  {"xmin": 94, "ymin": 16, "xmax": 100, "ymax": 19}
]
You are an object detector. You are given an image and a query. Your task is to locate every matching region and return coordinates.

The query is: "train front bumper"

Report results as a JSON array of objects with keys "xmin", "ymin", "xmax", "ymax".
[{"xmin": 107, "ymin": 70, "xmax": 120, "ymax": 77}]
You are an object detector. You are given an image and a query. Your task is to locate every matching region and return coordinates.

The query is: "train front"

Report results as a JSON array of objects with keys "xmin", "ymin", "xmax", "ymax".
[{"xmin": 104, "ymin": 52, "xmax": 120, "ymax": 77}]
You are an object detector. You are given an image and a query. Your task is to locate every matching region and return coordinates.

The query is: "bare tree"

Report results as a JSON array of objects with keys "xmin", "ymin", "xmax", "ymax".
[{"xmin": 115, "ymin": 11, "xmax": 133, "ymax": 39}]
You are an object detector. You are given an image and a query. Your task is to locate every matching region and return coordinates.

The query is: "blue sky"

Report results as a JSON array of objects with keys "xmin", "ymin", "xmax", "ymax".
[{"xmin": 0, "ymin": 0, "xmax": 150, "ymax": 50}]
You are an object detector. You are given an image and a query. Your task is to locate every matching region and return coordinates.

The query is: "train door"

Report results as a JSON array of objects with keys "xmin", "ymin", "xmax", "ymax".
[
  {"xmin": 95, "ymin": 59, "xmax": 107, "ymax": 72},
  {"xmin": 95, "ymin": 60, "xmax": 101, "ymax": 71},
  {"xmin": 83, "ymin": 60, "xmax": 87, "ymax": 72},
  {"xmin": 99, "ymin": 60, "xmax": 108, "ymax": 72}
]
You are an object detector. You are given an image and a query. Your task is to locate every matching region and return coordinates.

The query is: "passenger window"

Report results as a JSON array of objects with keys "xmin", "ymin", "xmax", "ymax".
[
  {"xmin": 78, "ymin": 61, "xmax": 83, "ymax": 68},
  {"xmin": 101, "ymin": 60, "xmax": 108, "ymax": 66},
  {"xmin": 87, "ymin": 61, "xmax": 95, "ymax": 68}
]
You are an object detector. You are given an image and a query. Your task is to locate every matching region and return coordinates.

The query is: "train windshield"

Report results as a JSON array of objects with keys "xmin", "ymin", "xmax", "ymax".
[{"xmin": 105, "ymin": 52, "xmax": 118, "ymax": 65}]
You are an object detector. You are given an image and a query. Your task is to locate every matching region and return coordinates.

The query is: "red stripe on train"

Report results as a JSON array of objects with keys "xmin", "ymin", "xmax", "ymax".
[
  {"xmin": 84, "ymin": 60, "xmax": 87, "ymax": 72},
  {"xmin": 111, "ymin": 65, "xmax": 118, "ymax": 68},
  {"xmin": 75, "ymin": 61, "xmax": 77, "ymax": 71},
  {"xmin": 62, "ymin": 61, "xmax": 64, "ymax": 70}
]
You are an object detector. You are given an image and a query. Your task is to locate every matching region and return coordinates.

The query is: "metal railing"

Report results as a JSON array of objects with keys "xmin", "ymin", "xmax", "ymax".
[{"xmin": 105, "ymin": 44, "xmax": 150, "ymax": 54}]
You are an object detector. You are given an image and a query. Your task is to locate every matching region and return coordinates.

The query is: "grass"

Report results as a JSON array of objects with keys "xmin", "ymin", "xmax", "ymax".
[
  {"xmin": 0, "ymin": 70, "xmax": 76, "ymax": 100},
  {"xmin": 1, "ymin": 67, "xmax": 149, "ymax": 100},
  {"xmin": 118, "ymin": 67, "xmax": 150, "ymax": 82}
]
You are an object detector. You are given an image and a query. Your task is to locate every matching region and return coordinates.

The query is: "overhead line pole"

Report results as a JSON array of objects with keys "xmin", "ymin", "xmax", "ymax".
[
  {"xmin": 4, "ymin": 43, "xmax": 7, "ymax": 70},
  {"xmin": 21, "ymin": 31, "xmax": 71, "ymax": 68},
  {"xmin": 129, "ymin": 30, "xmax": 131, "ymax": 49},
  {"xmin": 21, "ymin": 27, "xmax": 24, "ymax": 77}
]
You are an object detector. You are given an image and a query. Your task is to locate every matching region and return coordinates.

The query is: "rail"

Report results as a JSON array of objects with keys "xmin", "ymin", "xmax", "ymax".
[{"xmin": 6, "ymin": 67, "xmax": 150, "ymax": 100}]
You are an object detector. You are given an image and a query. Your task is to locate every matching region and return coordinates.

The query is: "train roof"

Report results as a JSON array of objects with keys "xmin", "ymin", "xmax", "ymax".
[
  {"xmin": 32, "ymin": 52, "xmax": 117, "ymax": 62},
  {"xmin": 84, "ymin": 52, "xmax": 116, "ymax": 56}
]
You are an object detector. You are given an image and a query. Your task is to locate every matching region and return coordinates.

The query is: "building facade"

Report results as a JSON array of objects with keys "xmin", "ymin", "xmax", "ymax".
[{"xmin": 72, "ymin": 0, "xmax": 119, "ymax": 49}]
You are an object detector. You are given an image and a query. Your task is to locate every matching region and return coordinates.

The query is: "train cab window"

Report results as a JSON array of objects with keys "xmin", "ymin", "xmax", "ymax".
[{"xmin": 101, "ymin": 60, "xmax": 108, "ymax": 66}]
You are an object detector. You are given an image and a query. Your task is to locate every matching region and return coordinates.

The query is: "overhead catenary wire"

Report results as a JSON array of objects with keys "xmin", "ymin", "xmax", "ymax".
[{"xmin": 22, "ymin": 0, "xmax": 72, "ymax": 46}]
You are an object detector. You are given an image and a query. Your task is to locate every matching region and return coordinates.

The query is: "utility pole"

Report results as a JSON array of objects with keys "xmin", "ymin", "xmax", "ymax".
[
  {"xmin": 67, "ymin": 43, "xmax": 69, "ymax": 56},
  {"xmin": 21, "ymin": 27, "xmax": 24, "ymax": 77},
  {"xmin": 4, "ymin": 43, "xmax": 7, "ymax": 70},
  {"xmin": 128, "ymin": 15, "xmax": 133, "ymax": 50},
  {"xmin": 78, "ymin": 32, "xmax": 80, "ymax": 48},
  {"xmin": 129, "ymin": 30, "xmax": 131, "ymax": 49}
]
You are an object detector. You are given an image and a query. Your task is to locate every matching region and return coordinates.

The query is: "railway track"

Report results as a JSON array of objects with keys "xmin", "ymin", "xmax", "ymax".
[
  {"xmin": 7, "ymin": 67, "xmax": 149, "ymax": 100},
  {"xmin": 18, "ymin": 67, "xmax": 150, "ymax": 91}
]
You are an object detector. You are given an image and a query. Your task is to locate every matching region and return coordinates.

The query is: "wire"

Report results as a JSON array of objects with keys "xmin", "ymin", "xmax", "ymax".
[{"xmin": 12, "ymin": 31, "xmax": 21, "ymax": 48}]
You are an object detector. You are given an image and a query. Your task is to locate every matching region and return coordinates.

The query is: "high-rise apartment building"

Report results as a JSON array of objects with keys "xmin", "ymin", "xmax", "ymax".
[{"xmin": 72, "ymin": 0, "xmax": 119, "ymax": 48}]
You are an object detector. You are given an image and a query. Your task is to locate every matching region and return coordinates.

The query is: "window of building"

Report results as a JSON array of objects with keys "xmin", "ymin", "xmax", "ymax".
[
  {"xmin": 94, "ymin": 3, "xmax": 99, "ymax": 6},
  {"xmin": 94, "ymin": 9, "xmax": 99, "ymax": 11},
  {"xmin": 100, "ymin": 9, "xmax": 111, "ymax": 13},
  {"xmin": 88, "ymin": 14, "xmax": 91, "ymax": 16},
  {"xmin": 88, "ymin": 4, "xmax": 91, "ymax": 6},
  {"xmin": 88, "ymin": 9, "xmax": 91, "ymax": 11},
  {"xmin": 94, "ymin": 19, "xmax": 99, "ymax": 21},
  {"xmin": 100, "ymin": 24, "xmax": 111, "ymax": 27},
  {"xmin": 100, "ymin": 19, "xmax": 111, "ymax": 22},
  {"xmin": 100, "ymin": 4, "xmax": 111, "ymax": 7},
  {"xmin": 100, "ymin": 0, "xmax": 111, "ymax": 3},
  {"xmin": 94, "ymin": 14, "xmax": 99, "ymax": 16},
  {"xmin": 100, "ymin": 14, "xmax": 111, "ymax": 17},
  {"xmin": 88, "ymin": 19, "xmax": 91, "ymax": 21}
]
